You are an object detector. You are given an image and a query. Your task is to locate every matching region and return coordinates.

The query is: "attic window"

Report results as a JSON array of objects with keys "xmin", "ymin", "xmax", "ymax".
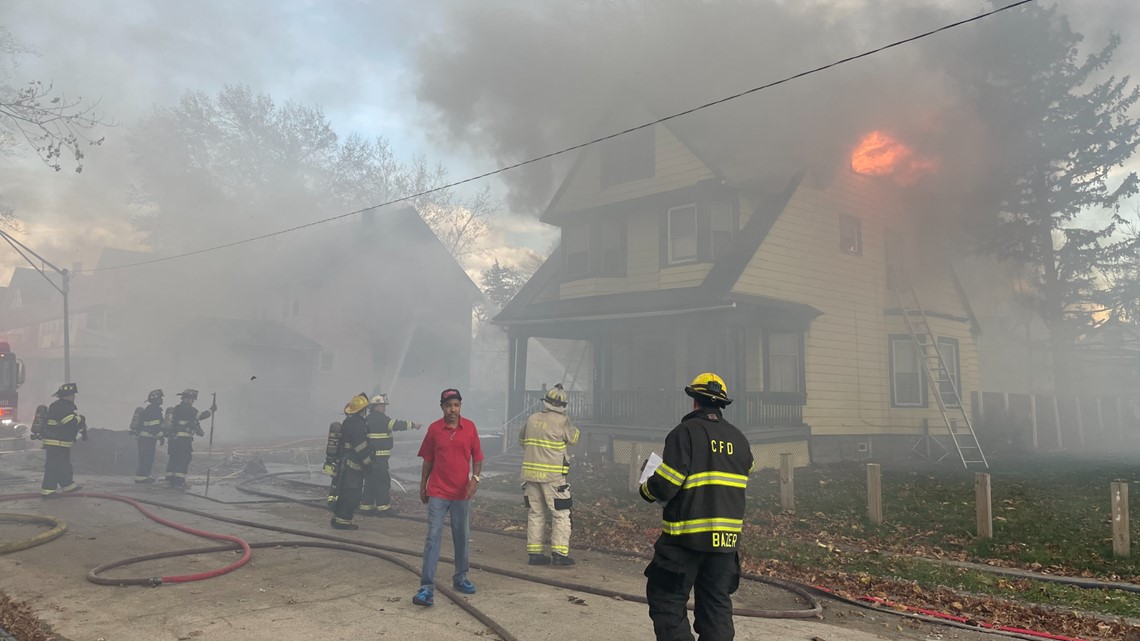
[
  {"xmin": 839, "ymin": 215, "xmax": 862, "ymax": 256},
  {"xmin": 600, "ymin": 126, "xmax": 655, "ymax": 189}
]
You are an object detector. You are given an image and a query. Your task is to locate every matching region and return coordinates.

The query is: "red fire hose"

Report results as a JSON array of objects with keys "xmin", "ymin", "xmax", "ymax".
[{"xmin": 0, "ymin": 492, "xmax": 251, "ymax": 585}]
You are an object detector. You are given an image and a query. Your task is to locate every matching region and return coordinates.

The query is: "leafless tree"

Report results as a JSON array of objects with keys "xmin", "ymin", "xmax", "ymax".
[{"xmin": 0, "ymin": 26, "xmax": 108, "ymax": 174}]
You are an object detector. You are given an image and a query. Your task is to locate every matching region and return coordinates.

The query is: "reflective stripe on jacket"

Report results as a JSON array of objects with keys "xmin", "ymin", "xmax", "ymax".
[
  {"xmin": 639, "ymin": 408, "xmax": 754, "ymax": 552},
  {"xmin": 42, "ymin": 398, "xmax": 81, "ymax": 446},
  {"xmin": 366, "ymin": 411, "xmax": 414, "ymax": 457},
  {"xmin": 519, "ymin": 409, "xmax": 580, "ymax": 483}
]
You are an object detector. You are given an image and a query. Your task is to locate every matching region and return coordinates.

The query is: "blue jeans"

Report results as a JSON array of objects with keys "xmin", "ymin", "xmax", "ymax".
[{"xmin": 420, "ymin": 496, "xmax": 471, "ymax": 590}]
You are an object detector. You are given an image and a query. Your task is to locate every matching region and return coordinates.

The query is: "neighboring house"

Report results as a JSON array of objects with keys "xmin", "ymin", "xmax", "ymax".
[
  {"xmin": 0, "ymin": 206, "xmax": 482, "ymax": 436},
  {"xmin": 249, "ymin": 207, "xmax": 484, "ymax": 422},
  {"xmin": 494, "ymin": 118, "xmax": 982, "ymax": 468}
]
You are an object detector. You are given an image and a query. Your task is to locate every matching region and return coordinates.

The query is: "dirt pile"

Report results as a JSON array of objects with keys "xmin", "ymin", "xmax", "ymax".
[{"xmin": 72, "ymin": 429, "xmax": 166, "ymax": 476}]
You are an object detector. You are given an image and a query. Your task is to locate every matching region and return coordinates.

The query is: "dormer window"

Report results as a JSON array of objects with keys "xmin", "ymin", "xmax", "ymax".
[
  {"xmin": 667, "ymin": 205, "xmax": 698, "ymax": 264},
  {"xmin": 565, "ymin": 225, "xmax": 590, "ymax": 277}
]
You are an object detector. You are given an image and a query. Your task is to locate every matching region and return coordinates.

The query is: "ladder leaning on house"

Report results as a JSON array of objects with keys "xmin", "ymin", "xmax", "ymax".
[{"xmin": 891, "ymin": 281, "xmax": 989, "ymax": 469}]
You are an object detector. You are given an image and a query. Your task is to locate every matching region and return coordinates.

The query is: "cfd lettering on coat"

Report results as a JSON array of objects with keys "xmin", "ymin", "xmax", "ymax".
[
  {"xmin": 710, "ymin": 440, "xmax": 734, "ymax": 455},
  {"xmin": 711, "ymin": 532, "xmax": 738, "ymax": 548}
]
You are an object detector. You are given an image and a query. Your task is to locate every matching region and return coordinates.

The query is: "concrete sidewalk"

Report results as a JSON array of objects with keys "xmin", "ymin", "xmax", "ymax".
[{"xmin": 0, "ymin": 474, "xmax": 997, "ymax": 641}]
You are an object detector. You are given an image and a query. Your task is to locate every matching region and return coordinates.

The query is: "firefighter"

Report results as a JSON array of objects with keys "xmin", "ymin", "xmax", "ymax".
[
  {"xmin": 40, "ymin": 383, "xmax": 86, "ymax": 497},
  {"xmin": 324, "ymin": 418, "xmax": 343, "ymax": 509},
  {"xmin": 519, "ymin": 383, "xmax": 580, "ymax": 565},
  {"xmin": 331, "ymin": 393, "xmax": 373, "ymax": 530},
  {"xmin": 359, "ymin": 393, "xmax": 421, "ymax": 516},
  {"xmin": 639, "ymin": 372, "xmax": 754, "ymax": 641},
  {"xmin": 131, "ymin": 389, "xmax": 166, "ymax": 483},
  {"xmin": 164, "ymin": 389, "xmax": 215, "ymax": 489}
]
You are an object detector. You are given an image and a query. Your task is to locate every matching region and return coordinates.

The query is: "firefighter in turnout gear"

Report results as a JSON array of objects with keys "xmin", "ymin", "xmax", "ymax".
[
  {"xmin": 639, "ymin": 373, "xmax": 754, "ymax": 641},
  {"xmin": 164, "ymin": 389, "xmax": 215, "ymax": 489},
  {"xmin": 359, "ymin": 393, "xmax": 421, "ymax": 516},
  {"xmin": 40, "ymin": 383, "xmax": 86, "ymax": 497},
  {"xmin": 331, "ymin": 393, "xmax": 373, "ymax": 530},
  {"xmin": 324, "ymin": 419, "xmax": 343, "ymax": 508},
  {"xmin": 520, "ymin": 384, "xmax": 580, "ymax": 565},
  {"xmin": 131, "ymin": 389, "xmax": 166, "ymax": 483}
]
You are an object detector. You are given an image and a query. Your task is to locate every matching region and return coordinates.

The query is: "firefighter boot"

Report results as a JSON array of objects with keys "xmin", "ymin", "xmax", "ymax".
[
  {"xmin": 528, "ymin": 554, "xmax": 552, "ymax": 566},
  {"xmin": 551, "ymin": 553, "xmax": 576, "ymax": 566},
  {"xmin": 330, "ymin": 517, "xmax": 359, "ymax": 531}
]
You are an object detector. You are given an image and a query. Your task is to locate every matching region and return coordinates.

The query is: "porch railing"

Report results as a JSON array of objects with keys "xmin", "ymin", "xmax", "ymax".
[{"xmin": 520, "ymin": 389, "xmax": 804, "ymax": 428}]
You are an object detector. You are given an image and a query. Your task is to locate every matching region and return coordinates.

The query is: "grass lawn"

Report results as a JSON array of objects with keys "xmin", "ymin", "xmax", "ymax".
[{"xmin": 478, "ymin": 452, "xmax": 1140, "ymax": 624}]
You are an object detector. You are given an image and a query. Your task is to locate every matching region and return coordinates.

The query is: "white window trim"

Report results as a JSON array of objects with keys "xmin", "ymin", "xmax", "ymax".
[
  {"xmin": 891, "ymin": 337, "xmax": 925, "ymax": 407},
  {"xmin": 937, "ymin": 337, "xmax": 961, "ymax": 408},
  {"xmin": 840, "ymin": 214, "xmax": 862, "ymax": 256},
  {"xmin": 565, "ymin": 225, "xmax": 591, "ymax": 277},
  {"xmin": 667, "ymin": 204, "xmax": 698, "ymax": 265}
]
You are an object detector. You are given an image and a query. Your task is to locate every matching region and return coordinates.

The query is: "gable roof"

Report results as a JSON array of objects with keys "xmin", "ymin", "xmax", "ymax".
[{"xmin": 494, "ymin": 172, "xmax": 809, "ymax": 326}]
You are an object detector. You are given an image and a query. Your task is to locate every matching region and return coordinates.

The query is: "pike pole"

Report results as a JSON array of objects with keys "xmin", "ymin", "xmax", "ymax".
[{"xmin": 204, "ymin": 392, "xmax": 217, "ymax": 496}]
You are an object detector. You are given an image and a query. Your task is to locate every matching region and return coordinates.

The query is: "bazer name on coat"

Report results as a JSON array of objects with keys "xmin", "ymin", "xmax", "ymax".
[{"xmin": 711, "ymin": 532, "xmax": 738, "ymax": 548}]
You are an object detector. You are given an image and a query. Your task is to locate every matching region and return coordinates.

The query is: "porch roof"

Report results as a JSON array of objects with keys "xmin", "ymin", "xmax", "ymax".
[{"xmin": 491, "ymin": 288, "xmax": 819, "ymax": 328}]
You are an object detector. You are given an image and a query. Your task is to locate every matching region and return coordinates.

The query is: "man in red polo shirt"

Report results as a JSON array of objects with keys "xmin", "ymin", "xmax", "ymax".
[{"xmin": 412, "ymin": 388, "xmax": 483, "ymax": 607}]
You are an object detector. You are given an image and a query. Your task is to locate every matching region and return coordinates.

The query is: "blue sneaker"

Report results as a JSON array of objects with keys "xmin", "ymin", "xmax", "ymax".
[
  {"xmin": 453, "ymin": 578, "xmax": 476, "ymax": 594},
  {"xmin": 412, "ymin": 587, "xmax": 434, "ymax": 606}
]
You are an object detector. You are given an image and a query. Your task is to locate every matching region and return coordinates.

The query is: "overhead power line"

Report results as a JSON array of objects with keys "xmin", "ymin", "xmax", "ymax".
[{"xmin": 87, "ymin": 0, "xmax": 1035, "ymax": 274}]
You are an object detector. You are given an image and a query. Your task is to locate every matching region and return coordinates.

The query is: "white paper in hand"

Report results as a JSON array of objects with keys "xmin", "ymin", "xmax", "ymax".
[{"xmin": 639, "ymin": 452, "xmax": 663, "ymax": 485}]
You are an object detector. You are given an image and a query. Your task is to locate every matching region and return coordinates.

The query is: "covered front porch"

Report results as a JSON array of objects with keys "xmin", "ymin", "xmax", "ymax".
[{"xmin": 498, "ymin": 290, "xmax": 820, "ymax": 450}]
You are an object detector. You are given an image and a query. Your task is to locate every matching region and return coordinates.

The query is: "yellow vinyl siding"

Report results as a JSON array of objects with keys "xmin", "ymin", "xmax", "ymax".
[
  {"xmin": 732, "ymin": 169, "xmax": 979, "ymax": 437},
  {"xmin": 552, "ymin": 126, "xmax": 713, "ymax": 215}
]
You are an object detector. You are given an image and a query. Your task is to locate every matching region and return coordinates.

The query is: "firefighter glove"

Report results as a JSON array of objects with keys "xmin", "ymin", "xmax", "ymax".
[{"xmin": 322, "ymin": 459, "xmax": 338, "ymax": 477}]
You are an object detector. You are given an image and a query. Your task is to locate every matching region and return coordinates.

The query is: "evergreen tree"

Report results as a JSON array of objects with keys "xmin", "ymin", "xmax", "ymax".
[{"xmin": 965, "ymin": 4, "xmax": 1140, "ymax": 393}]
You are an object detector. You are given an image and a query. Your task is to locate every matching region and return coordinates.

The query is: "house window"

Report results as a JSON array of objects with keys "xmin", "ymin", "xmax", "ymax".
[
  {"xmin": 667, "ymin": 204, "xmax": 698, "ymax": 264},
  {"xmin": 766, "ymin": 332, "xmax": 802, "ymax": 393},
  {"xmin": 711, "ymin": 201, "xmax": 734, "ymax": 260},
  {"xmin": 885, "ymin": 228, "xmax": 903, "ymax": 286},
  {"xmin": 937, "ymin": 337, "xmax": 961, "ymax": 407},
  {"xmin": 564, "ymin": 225, "xmax": 590, "ymax": 277},
  {"xmin": 840, "ymin": 215, "xmax": 862, "ymax": 256},
  {"xmin": 601, "ymin": 219, "xmax": 626, "ymax": 275},
  {"xmin": 319, "ymin": 350, "xmax": 335, "ymax": 373},
  {"xmin": 600, "ymin": 126, "xmax": 655, "ymax": 189},
  {"xmin": 890, "ymin": 335, "xmax": 926, "ymax": 407}
]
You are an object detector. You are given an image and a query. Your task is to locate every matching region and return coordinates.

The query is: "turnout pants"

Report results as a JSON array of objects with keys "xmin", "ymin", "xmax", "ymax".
[
  {"xmin": 644, "ymin": 537, "xmax": 740, "ymax": 641},
  {"xmin": 135, "ymin": 437, "xmax": 158, "ymax": 480},
  {"xmin": 41, "ymin": 444, "xmax": 76, "ymax": 495},
  {"xmin": 165, "ymin": 437, "xmax": 193, "ymax": 487},
  {"xmin": 333, "ymin": 467, "xmax": 365, "ymax": 525},
  {"xmin": 360, "ymin": 456, "xmax": 392, "ymax": 513},
  {"xmin": 524, "ymin": 480, "xmax": 572, "ymax": 557}
]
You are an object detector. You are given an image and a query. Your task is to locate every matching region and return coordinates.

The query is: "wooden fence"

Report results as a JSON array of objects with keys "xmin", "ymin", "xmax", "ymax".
[{"xmin": 971, "ymin": 391, "xmax": 1140, "ymax": 452}]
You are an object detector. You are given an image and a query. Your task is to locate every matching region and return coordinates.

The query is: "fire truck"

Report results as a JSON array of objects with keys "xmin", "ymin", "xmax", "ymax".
[{"xmin": 0, "ymin": 340, "xmax": 26, "ymax": 426}]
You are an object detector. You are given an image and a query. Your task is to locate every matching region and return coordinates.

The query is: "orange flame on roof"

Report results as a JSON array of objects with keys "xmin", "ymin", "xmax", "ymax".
[{"xmin": 851, "ymin": 130, "xmax": 939, "ymax": 185}]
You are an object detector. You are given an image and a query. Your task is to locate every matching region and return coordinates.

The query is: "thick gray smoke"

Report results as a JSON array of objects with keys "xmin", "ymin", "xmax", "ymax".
[{"xmin": 410, "ymin": 0, "xmax": 1140, "ymax": 218}]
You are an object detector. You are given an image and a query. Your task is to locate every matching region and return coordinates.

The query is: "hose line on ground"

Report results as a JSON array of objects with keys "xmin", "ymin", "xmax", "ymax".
[
  {"xmin": 0, "ymin": 513, "xmax": 68, "ymax": 554},
  {"xmin": 230, "ymin": 472, "xmax": 1099, "ymax": 641},
  {"xmin": 0, "ymin": 492, "xmax": 251, "ymax": 586},
  {"xmin": 86, "ymin": 539, "xmax": 520, "ymax": 641}
]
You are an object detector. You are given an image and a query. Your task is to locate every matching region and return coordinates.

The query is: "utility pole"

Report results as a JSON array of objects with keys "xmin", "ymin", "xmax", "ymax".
[{"xmin": 0, "ymin": 229, "xmax": 73, "ymax": 383}]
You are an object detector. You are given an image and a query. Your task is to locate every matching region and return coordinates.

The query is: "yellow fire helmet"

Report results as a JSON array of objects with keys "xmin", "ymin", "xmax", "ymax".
[
  {"xmin": 542, "ymin": 383, "xmax": 569, "ymax": 413},
  {"xmin": 344, "ymin": 394, "xmax": 370, "ymax": 415},
  {"xmin": 685, "ymin": 372, "xmax": 733, "ymax": 407}
]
